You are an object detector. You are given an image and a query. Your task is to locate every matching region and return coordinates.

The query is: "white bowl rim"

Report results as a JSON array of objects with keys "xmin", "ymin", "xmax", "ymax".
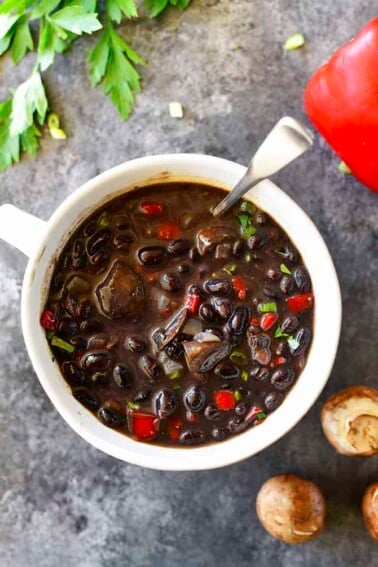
[{"xmin": 20, "ymin": 153, "xmax": 342, "ymax": 471}]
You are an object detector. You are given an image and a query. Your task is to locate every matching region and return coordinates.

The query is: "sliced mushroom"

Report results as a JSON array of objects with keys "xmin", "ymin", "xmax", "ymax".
[
  {"xmin": 196, "ymin": 225, "xmax": 237, "ymax": 256},
  {"xmin": 362, "ymin": 482, "xmax": 378, "ymax": 542},
  {"xmin": 152, "ymin": 307, "xmax": 189, "ymax": 351},
  {"xmin": 321, "ymin": 386, "xmax": 378, "ymax": 456},
  {"xmin": 183, "ymin": 340, "xmax": 232, "ymax": 373},
  {"xmin": 256, "ymin": 474, "xmax": 326, "ymax": 544}
]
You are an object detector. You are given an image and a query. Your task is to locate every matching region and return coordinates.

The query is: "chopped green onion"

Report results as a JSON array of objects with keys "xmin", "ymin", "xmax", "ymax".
[
  {"xmin": 275, "ymin": 249, "xmax": 287, "ymax": 257},
  {"xmin": 241, "ymin": 369, "xmax": 249, "ymax": 382},
  {"xmin": 172, "ymin": 383, "xmax": 182, "ymax": 390},
  {"xmin": 258, "ymin": 301, "xmax": 277, "ymax": 314},
  {"xmin": 243, "ymin": 225, "xmax": 257, "ymax": 238},
  {"xmin": 240, "ymin": 201, "xmax": 255, "ymax": 214},
  {"xmin": 234, "ymin": 390, "xmax": 242, "ymax": 402},
  {"xmin": 45, "ymin": 330, "xmax": 55, "ymax": 339},
  {"xmin": 274, "ymin": 324, "xmax": 289, "ymax": 338},
  {"xmin": 223, "ymin": 263, "xmax": 237, "ymax": 276},
  {"xmin": 256, "ymin": 412, "xmax": 266, "ymax": 420},
  {"xmin": 98, "ymin": 212, "xmax": 109, "ymax": 227},
  {"xmin": 169, "ymin": 370, "xmax": 183, "ymax": 380},
  {"xmin": 284, "ymin": 33, "xmax": 305, "ymax": 51},
  {"xmin": 237, "ymin": 213, "xmax": 256, "ymax": 238},
  {"xmin": 288, "ymin": 336, "xmax": 300, "ymax": 351},
  {"xmin": 280, "ymin": 263, "xmax": 292, "ymax": 275},
  {"xmin": 338, "ymin": 161, "xmax": 352, "ymax": 174},
  {"xmin": 50, "ymin": 336, "xmax": 74, "ymax": 353},
  {"xmin": 230, "ymin": 349, "xmax": 248, "ymax": 366},
  {"xmin": 127, "ymin": 401, "xmax": 140, "ymax": 410}
]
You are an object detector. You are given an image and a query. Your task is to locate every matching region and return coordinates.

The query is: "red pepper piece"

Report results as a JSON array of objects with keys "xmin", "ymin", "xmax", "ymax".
[
  {"xmin": 232, "ymin": 275, "xmax": 247, "ymax": 300},
  {"xmin": 249, "ymin": 316, "xmax": 260, "ymax": 327},
  {"xmin": 304, "ymin": 18, "xmax": 378, "ymax": 193},
  {"xmin": 128, "ymin": 411, "xmax": 160, "ymax": 441},
  {"xmin": 260, "ymin": 313, "xmax": 278, "ymax": 331},
  {"xmin": 271, "ymin": 356, "xmax": 287, "ymax": 367},
  {"xmin": 140, "ymin": 201, "xmax": 163, "ymax": 215},
  {"xmin": 157, "ymin": 223, "xmax": 179, "ymax": 240},
  {"xmin": 286, "ymin": 292, "xmax": 314, "ymax": 313},
  {"xmin": 214, "ymin": 390, "xmax": 235, "ymax": 411},
  {"xmin": 160, "ymin": 308, "xmax": 172, "ymax": 317},
  {"xmin": 185, "ymin": 294, "xmax": 201, "ymax": 315},
  {"xmin": 40, "ymin": 309, "xmax": 57, "ymax": 331},
  {"xmin": 167, "ymin": 416, "xmax": 183, "ymax": 442}
]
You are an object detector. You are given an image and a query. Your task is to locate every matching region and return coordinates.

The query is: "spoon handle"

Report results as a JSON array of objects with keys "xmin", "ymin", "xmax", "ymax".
[{"xmin": 212, "ymin": 165, "xmax": 260, "ymax": 218}]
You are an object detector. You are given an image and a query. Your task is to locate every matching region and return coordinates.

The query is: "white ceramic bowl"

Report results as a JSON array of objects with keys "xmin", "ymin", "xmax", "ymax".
[{"xmin": 0, "ymin": 154, "xmax": 342, "ymax": 470}]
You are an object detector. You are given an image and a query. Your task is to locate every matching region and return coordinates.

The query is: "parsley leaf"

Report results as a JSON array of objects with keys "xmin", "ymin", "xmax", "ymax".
[
  {"xmin": 107, "ymin": 0, "xmax": 138, "ymax": 23},
  {"xmin": 10, "ymin": 16, "xmax": 34, "ymax": 63},
  {"xmin": 10, "ymin": 71, "xmax": 48, "ymax": 136},
  {"xmin": 274, "ymin": 324, "xmax": 289, "ymax": 338},
  {"xmin": 49, "ymin": 5, "xmax": 101, "ymax": 35},
  {"xmin": 145, "ymin": 0, "xmax": 191, "ymax": 18},
  {"xmin": 237, "ymin": 212, "xmax": 256, "ymax": 238}
]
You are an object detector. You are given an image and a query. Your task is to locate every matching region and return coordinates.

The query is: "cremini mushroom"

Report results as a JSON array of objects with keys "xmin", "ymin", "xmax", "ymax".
[
  {"xmin": 256, "ymin": 474, "xmax": 326, "ymax": 544},
  {"xmin": 321, "ymin": 386, "xmax": 378, "ymax": 456},
  {"xmin": 362, "ymin": 482, "xmax": 378, "ymax": 542}
]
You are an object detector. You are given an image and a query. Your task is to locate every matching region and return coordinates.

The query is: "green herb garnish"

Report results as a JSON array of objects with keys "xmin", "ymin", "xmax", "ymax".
[
  {"xmin": 288, "ymin": 336, "xmax": 300, "ymax": 351},
  {"xmin": 234, "ymin": 390, "xmax": 242, "ymax": 402},
  {"xmin": 127, "ymin": 401, "xmax": 140, "ymax": 410},
  {"xmin": 223, "ymin": 263, "xmax": 237, "ymax": 276},
  {"xmin": 237, "ymin": 213, "xmax": 256, "ymax": 238},
  {"xmin": 284, "ymin": 33, "xmax": 305, "ymax": 51},
  {"xmin": 240, "ymin": 200, "xmax": 255, "ymax": 214},
  {"xmin": 168, "ymin": 369, "xmax": 183, "ymax": 380},
  {"xmin": 50, "ymin": 336, "xmax": 75, "ymax": 353},
  {"xmin": 258, "ymin": 301, "xmax": 277, "ymax": 314},
  {"xmin": 145, "ymin": 0, "xmax": 192, "ymax": 18},
  {"xmin": 274, "ymin": 324, "xmax": 289, "ymax": 338},
  {"xmin": 240, "ymin": 369, "xmax": 249, "ymax": 382},
  {"xmin": 98, "ymin": 211, "xmax": 109, "ymax": 227},
  {"xmin": 280, "ymin": 263, "xmax": 292, "ymax": 275},
  {"xmin": 230, "ymin": 349, "xmax": 248, "ymax": 366},
  {"xmin": 256, "ymin": 412, "xmax": 266, "ymax": 420},
  {"xmin": 45, "ymin": 330, "xmax": 55, "ymax": 339}
]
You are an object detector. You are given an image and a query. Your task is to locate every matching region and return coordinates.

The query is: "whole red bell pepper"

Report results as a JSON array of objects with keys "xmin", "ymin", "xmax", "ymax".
[{"xmin": 304, "ymin": 18, "xmax": 378, "ymax": 193}]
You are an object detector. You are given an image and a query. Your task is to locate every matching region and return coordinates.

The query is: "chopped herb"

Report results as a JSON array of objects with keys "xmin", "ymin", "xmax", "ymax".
[
  {"xmin": 234, "ymin": 390, "xmax": 242, "ymax": 401},
  {"xmin": 50, "ymin": 336, "xmax": 75, "ymax": 353},
  {"xmin": 274, "ymin": 324, "xmax": 289, "ymax": 338},
  {"xmin": 256, "ymin": 412, "xmax": 266, "ymax": 420},
  {"xmin": 45, "ymin": 330, "xmax": 55, "ymax": 339},
  {"xmin": 288, "ymin": 336, "xmax": 300, "ymax": 351},
  {"xmin": 240, "ymin": 369, "xmax": 249, "ymax": 382},
  {"xmin": 284, "ymin": 33, "xmax": 305, "ymax": 51},
  {"xmin": 258, "ymin": 301, "xmax": 277, "ymax": 314},
  {"xmin": 169, "ymin": 369, "xmax": 183, "ymax": 380},
  {"xmin": 127, "ymin": 401, "xmax": 140, "ymax": 410},
  {"xmin": 338, "ymin": 161, "xmax": 352, "ymax": 174},
  {"xmin": 230, "ymin": 349, "xmax": 248, "ymax": 366},
  {"xmin": 280, "ymin": 263, "xmax": 292, "ymax": 275},
  {"xmin": 98, "ymin": 211, "xmax": 109, "ymax": 227},
  {"xmin": 275, "ymin": 249, "xmax": 287, "ymax": 257},
  {"xmin": 240, "ymin": 201, "xmax": 255, "ymax": 214},
  {"xmin": 172, "ymin": 383, "xmax": 182, "ymax": 390},
  {"xmin": 223, "ymin": 263, "xmax": 237, "ymax": 276},
  {"xmin": 237, "ymin": 213, "xmax": 256, "ymax": 238}
]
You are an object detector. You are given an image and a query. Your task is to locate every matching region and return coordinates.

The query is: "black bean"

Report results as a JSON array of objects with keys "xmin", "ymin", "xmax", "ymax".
[
  {"xmin": 232, "ymin": 238, "xmax": 245, "ymax": 257},
  {"xmin": 179, "ymin": 429, "xmax": 206, "ymax": 445},
  {"xmin": 214, "ymin": 361, "xmax": 240, "ymax": 380},
  {"xmin": 113, "ymin": 364, "xmax": 133, "ymax": 389},
  {"xmin": 58, "ymin": 317, "xmax": 78, "ymax": 337},
  {"xmin": 263, "ymin": 286, "xmax": 283, "ymax": 300},
  {"xmin": 255, "ymin": 211, "xmax": 268, "ymax": 226},
  {"xmin": 212, "ymin": 427, "xmax": 227, "ymax": 441},
  {"xmin": 275, "ymin": 341, "xmax": 291, "ymax": 359},
  {"xmin": 139, "ymin": 355, "xmax": 161, "ymax": 380},
  {"xmin": 247, "ymin": 232, "xmax": 269, "ymax": 250},
  {"xmin": 281, "ymin": 316, "xmax": 299, "ymax": 333},
  {"xmin": 127, "ymin": 336, "xmax": 146, "ymax": 352},
  {"xmin": 82, "ymin": 351, "xmax": 111, "ymax": 371},
  {"xmin": 69, "ymin": 336, "xmax": 87, "ymax": 350},
  {"xmin": 228, "ymin": 417, "xmax": 246, "ymax": 433},
  {"xmin": 188, "ymin": 247, "xmax": 200, "ymax": 262},
  {"xmin": 91, "ymin": 251, "xmax": 110, "ymax": 268},
  {"xmin": 177, "ymin": 263, "xmax": 190, "ymax": 274},
  {"xmin": 290, "ymin": 327, "xmax": 312, "ymax": 356},
  {"xmin": 226, "ymin": 305, "xmax": 250, "ymax": 335},
  {"xmin": 87, "ymin": 229, "xmax": 111, "ymax": 255},
  {"xmin": 83, "ymin": 220, "xmax": 98, "ymax": 237},
  {"xmin": 294, "ymin": 268, "xmax": 311, "ymax": 292},
  {"xmin": 137, "ymin": 246, "xmax": 166, "ymax": 267},
  {"xmin": 249, "ymin": 335, "xmax": 270, "ymax": 350},
  {"xmin": 235, "ymin": 402, "xmax": 247, "ymax": 416},
  {"xmin": 154, "ymin": 389, "xmax": 176, "ymax": 419},
  {"xmin": 213, "ymin": 297, "xmax": 233, "ymax": 320},
  {"xmin": 266, "ymin": 267, "xmax": 282, "ymax": 282},
  {"xmin": 167, "ymin": 239, "xmax": 191, "ymax": 256},
  {"xmin": 73, "ymin": 388, "xmax": 99, "ymax": 410},
  {"xmin": 159, "ymin": 272, "xmax": 181, "ymax": 292},
  {"xmin": 184, "ymin": 384, "xmax": 206, "ymax": 412},
  {"xmin": 98, "ymin": 406, "xmax": 122, "ymax": 427},
  {"xmin": 62, "ymin": 362, "xmax": 85, "ymax": 385},
  {"xmin": 71, "ymin": 239, "xmax": 85, "ymax": 268},
  {"xmin": 256, "ymin": 368, "xmax": 270, "ymax": 382},
  {"xmin": 199, "ymin": 303, "xmax": 216, "ymax": 322},
  {"xmin": 264, "ymin": 391, "xmax": 284, "ymax": 411},
  {"xmin": 91, "ymin": 372, "xmax": 108, "ymax": 385},
  {"xmin": 80, "ymin": 319, "xmax": 103, "ymax": 333},
  {"xmin": 271, "ymin": 368, "xmax": 295, "ymax": 390},
  {"xmin": 204, "ymin": 403, "xmax": 221, "ymax": 421},
  {"xmin": 164, "ymin": 340, "xmax": 184, "ymax": 360},
  {"xmin": 133, "ymin": 388, "xmax": 152, "ymax": 404},
  {"xmin": 204, "ymin": 278, "xmax": 231, "ymax": 295},
  {"xmin": 113, "ymin": 233, "xmax": 134, "ymax": 250},
  {"xmin": 188, "ymin": 284, "xmax": 205, "ymax": 297},
  {"xmin": 280, "ymin": 275, "xmax": 294, "ymax": 295}
]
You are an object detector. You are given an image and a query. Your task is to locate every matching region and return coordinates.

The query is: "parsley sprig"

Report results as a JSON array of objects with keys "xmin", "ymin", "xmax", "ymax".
[{"xmin": 0, "ymin": 0, "xmax": 192, "ymax": 172}]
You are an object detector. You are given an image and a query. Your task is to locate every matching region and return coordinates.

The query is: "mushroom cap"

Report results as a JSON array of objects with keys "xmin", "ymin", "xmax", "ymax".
[
  {"xmin": 362, "ymin": 482, "xmax": 378, "ymax": 542},
  {"xmin": 321, "ymin": 386, "xmax": 378, "ymax": 456},
  {"xmin": 256, "ymin": 474, "xmax": 326, "ymax": 544}
]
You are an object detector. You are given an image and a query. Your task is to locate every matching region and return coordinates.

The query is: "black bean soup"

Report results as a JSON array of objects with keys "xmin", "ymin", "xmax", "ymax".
[{"xmin": 41, "ymin": 183, "xmax": 314, "ymax": 446}]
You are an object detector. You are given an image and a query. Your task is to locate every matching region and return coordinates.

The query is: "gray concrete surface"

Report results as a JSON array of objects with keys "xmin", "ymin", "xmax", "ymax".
[{"xmin": 1, "ymin": 1, "xmax": 377, "ymax": 565}]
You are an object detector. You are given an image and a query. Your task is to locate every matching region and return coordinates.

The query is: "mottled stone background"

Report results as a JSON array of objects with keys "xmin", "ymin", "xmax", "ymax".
[{"xmin": 0, "ymin": 1, "xmax": 377, "ymax": 565}]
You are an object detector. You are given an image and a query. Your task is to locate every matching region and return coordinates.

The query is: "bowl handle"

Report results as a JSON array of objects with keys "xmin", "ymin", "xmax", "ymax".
[{"xmin": 0, "ymin": 204, "xmax": 47, "ymax": 258}]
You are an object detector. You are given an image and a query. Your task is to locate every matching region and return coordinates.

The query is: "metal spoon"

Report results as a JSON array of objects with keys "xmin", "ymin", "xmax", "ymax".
[{"xmin": 212, "ymin": 117, "xmax": 314, "ymax": 218}]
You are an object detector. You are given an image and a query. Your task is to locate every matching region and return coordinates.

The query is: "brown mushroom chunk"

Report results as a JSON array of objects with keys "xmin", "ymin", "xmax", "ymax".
[
  {"xmin": 321, "ymin": 386, "xmax": 378, "ymax": 456},
  {"xmin": 256, "ymin": 474, "xmax": 326, "ymax": 544},
  {"xmin": 151, "ymin": 307, "xmax": 189, "ymax": 351},
  {"xmin": 182, "ymin": 340, "xmax": 232, "ymax": 373},
  {"xmin": 95, "ymin": 261, "xmax": 145, "ymax": 321},
  {"xmin": 362, "ymin": 482, "xmax": 378, "ymax": 542},
  {"xmin": 196, "ymin": 225, "xmax": 237, "ymax": 256}
]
